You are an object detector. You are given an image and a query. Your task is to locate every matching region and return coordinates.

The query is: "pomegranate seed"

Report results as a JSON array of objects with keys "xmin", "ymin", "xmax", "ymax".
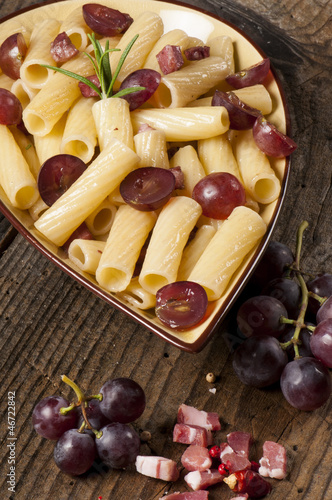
[{"xmin": 209, "ymin": 445, "xmax": 221, "ymax": 458}]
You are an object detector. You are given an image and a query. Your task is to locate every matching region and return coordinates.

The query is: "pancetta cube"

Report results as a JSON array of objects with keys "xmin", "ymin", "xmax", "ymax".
[
  {"xmin": 135, "ymin": 455, "xmax": 179, "ymax": 482},
  {"xmin": 184, "ymin": 469, "xmax": 224, "ymax": 491},
  {"xmin": 258, "ymin": 441, "xmax": 287, "ymax": 479},
  {"xmin": 173, "ymin": 423, "xmax": 213, "ymax": 447},
  {"xmin": 177, "ymin": 404, "xmax": 221, "ymax": 431},
  {"xmin": 227, "ymin": 431, "xmax": 253, "ymax": 459},
  {"xmin": 159, "ymin": 491, "xmax": 209, "ymax": 499},
  {"xmin": 219, "ymin": 442, "xmax": 251, "ymax": 474},
  {"xmin": 181, "ymin": 445, "xmax": 212, "ymax": 472},
  {"xmin": 156, "ymin": 45, "xmax": 184, "ymax": 74}
]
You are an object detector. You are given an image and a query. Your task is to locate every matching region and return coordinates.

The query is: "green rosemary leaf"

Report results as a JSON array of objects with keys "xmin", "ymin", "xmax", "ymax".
[
  {"xmin": 40, "ymin": 64, "xmax": 102, "ymax": 99},
  {"xmin": 112, "ymin": 86, "xmax": 145, "ymax": 98},
  {"xmin": 88, "ymin": 33, "xmax": 102, "ymax": 65},
  {"xmin": 101, "ymin": 40, "xmax": 112, "ymax": 96},
  {"xmin": 107, "ymin": 34, "xmax": 139, "ymax": 98}
]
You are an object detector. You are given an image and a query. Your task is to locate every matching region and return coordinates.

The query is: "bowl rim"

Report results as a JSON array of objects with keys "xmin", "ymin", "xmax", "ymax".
[{"xmin": 0, "ymin": 0, "xmax": 292, "ymax": 353}]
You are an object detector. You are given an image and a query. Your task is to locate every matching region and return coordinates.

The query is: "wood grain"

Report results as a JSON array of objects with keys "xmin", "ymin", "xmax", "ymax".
[{"xmin": 0, "ymin": 0, "xmax": 331, "ymax": 499}]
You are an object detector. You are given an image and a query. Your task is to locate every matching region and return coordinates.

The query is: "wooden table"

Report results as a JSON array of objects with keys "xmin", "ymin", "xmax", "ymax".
[{"xmin": 0, "ymin": 0, "xmax": 331, "ymax": 499}]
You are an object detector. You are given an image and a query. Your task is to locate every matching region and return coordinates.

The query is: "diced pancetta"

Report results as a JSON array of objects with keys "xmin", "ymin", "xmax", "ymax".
[
  {"xmin": 231, "ymin": 495, "xmax": 249, "ymax": 499},
  {"xmin": 135, "ymin": 455, "xmax": 179, "ymax": 482},
  {"xmin": 184, "ymin": 46, "xmax": 210, "ymax": 61},
  {"xmin": 156, "ymin": 45, "xmax": 184, "ymax": 74},
  {"xmin": 258, "ymin": 441, "xmax": 287, "ymax": 480},
  {"xmin": 159, "ymin": 491, "xmax": 209, "ymax": 499},
  {"xmin": 227, "ymin": 432, "xmax": 253, "ymax": 459},
  {"xmin": 184, "ymin": 469, "xmax": 224, "ymax": 491},
  {"xmin": 177, "ymin": 404, "xmax": 221, "ymax": 431},
  {"xmin": 219, "ymin": 442, "xmax": 251, "ymax": 474},
  {"xmin": 173, "ymin": 423, "xmax": 212, "ymax": 447},
  {"xmin": 50, "ymin": 32, "xmax": 79, "ymax": 63},
  {"xmin": 181, "ymin": 445, "xmax": 212, "ymax": 472}
]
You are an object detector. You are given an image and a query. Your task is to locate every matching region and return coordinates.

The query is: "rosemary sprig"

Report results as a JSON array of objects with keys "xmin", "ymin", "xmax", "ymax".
[{"xmin": 42, "ymin": 33, "xmax": 144, "ymax": 100}]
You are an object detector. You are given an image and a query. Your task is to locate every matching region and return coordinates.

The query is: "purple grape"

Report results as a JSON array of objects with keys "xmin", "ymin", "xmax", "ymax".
[
  {"xmin": 212, "ymin": 89, "xmax": 261, "ymax": 130},
  {"xmin": 316, "ymin": 295, "xmax": 332, "ymax": 324},
  {"xmin": 119, "ymin": 166, "xmax": 175, "ymax": 211},
  {"xmin": 236, "ymin": 295, "xmax": 288, "ymax": 338},
  {"xmin": 232, "ymin": 336, "xmax": 288, "ymax": 388},
  {"xmin": 253, "ymin": 115, "xmax": 297, "ymax": 157},
  {"xmin": 226, "ymin": 58, "xmax": 270, "ymax": 89},
  {"xmin": 82, "ymin": 4, "xmax": 133, "ymax": 36},
  {"xmin": 0, "ymin": 33, "xmax": 27, "ymax": 80},
  {"xmin": 119, "ymin": 69, "xmax": 161, "ymax": 111},
  {"xmin": 262, "ymin": 277, "xmax": 301, "ymax": 318},
  {"xmin": 32, "ymin": 396, "xmax": 78, "ymax": 440},
  {"xmin": 78, "ymin": 398, "xmax": 111, "ymax": 431},
  {"xmin": 279, "ymin": 325, "xmax": 313, "ymax": 360},
  {"xmin": 99, "ymin": 378, "xmax": 145, "ymax": 424},
  {"xmin": 155, "ymin": 281, "xmax": 208, "ymax": 330},
  {"xmin": 37, "ymin": 154, "xmax": 87, "ymax": 206},
  {"xmin": 192, "ymin": 172, "xmax": 246, "ymax": 220},
  {"xmin": 251, "ymin": 241, "xmax": 294, "ymax": 290},
  {"xmin": 96, "ymin": 422, "xmax": 140, "ymax": 468},
  {"xmin": 0, "ymin": 88, "xmax": 22, "ymax": 125},
  {"xmin": 307, "ymin": 273, "xmax": 332, "ymax": 314},
  {"xmin": 310, "ymin": 318, "xmax": 332, "ymax": 368},
  {"xmin": 280, "ymin": 357, "xmax": 331, "ymax": 410},
  {"xmin": 54, "ymin": 429, "xmax": 96, "ymax": 475}
]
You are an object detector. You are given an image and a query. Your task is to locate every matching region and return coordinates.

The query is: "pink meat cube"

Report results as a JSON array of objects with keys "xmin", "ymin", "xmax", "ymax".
[
  {"xmin": 184, "ymin": 469, "xmax": 224, "ymax": 491},
  {"xmin": 258, "ymin": 441, "xmax": 287, "ymax": 479},
  {"xmin": 181, "ymin": 445, "xmax": 212, "ymax": 472},
  {"xmin": 219, "ymin": 442, "xmax": 251, "ymax": 474},
  {"xmin": 156, "ymin": 45, "xmax": 184, "ymax": 74},
  {"xmin": 173, "ymin": 423, "xmax": 212, "ymax": 447},
  {"xmin": 177, "ymin": 404, "xmax": 221, "ymax": 431},
  {"xmin": 135, "ymin": 455, "xmax": 179, "ymax": 482},
  {"xmin": 159, "ymin": 492, "xmax": 209, "ymax": 499},
  {"xmin": 227, "ymin": 431, "xmax": 253, "ymax": 458}
]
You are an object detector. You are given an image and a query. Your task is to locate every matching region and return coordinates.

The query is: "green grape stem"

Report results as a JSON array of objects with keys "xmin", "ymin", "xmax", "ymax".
[{"xmin": 60, "ymin": 375, "xmax": 97, "ymax": 432}]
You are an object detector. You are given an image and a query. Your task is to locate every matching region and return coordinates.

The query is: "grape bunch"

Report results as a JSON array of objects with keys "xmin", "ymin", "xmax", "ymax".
[
  {"xmin": 32, "ymin": 375, "xmax": 145, "ymax": 475},
  {"xmin": 232, "ymin": 221, "xmax": 332, "ymax": 411}
]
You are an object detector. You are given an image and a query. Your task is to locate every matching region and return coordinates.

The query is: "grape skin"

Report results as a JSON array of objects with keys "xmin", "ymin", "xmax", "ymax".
[
  {"xmin": 236, "ymin": 295, "xmax": 288, "ymax": 338},
  {"xmin": 307, "ymin": 273, "xmax": 332, "ymax": 314},
  {"xmin": 119, "ymin": 69, "xmax": 161, "ymax": 111},
  {"xmin": 54, "ymin": 429, "xmax": 96, "ymax": 475},
  {"xmin": 0, "ymin": 88, "xmax": 22, "ymax": 125},
  {"xmin": 253, "ymin": 115, "xmax": 297, "ymax": 158},
  {"xmin": 225, "ymin": 58, "xmax": 270, "ymax": 89},
  {"xmin": 96, "ymin": 422, "xmax": 140, "ymax": 468},
  {"xmin": 0, "ymin": 33, "xmax": 27, "ymax": 80},
  {"xmin": 82, "ymin": 4, "xmax": 133, "ymax": 36},
  {"xmin": 280, "ymin": 357, "xmax": 331, "ymax": 411},
  {"xmin": 310, "ymin": 318, "xmax": 332, "ymax": 368},
  {"xmin": 32, "ymin": 396, "xmax": 78, "ymax": 440},
  {"xmin": 262, "ymin": 277, "xmax": 301, "ymax": 318},
  {"xmin": 316, "ymin": 295, "xmax": 332, "ymax": 324},
  {"xmin": 99, "ymin": 378, "xmax": 146, "ymax": 424},
  {"xmin": 251, "ymin": 241, "xmax": 294, "ymax": 290}
]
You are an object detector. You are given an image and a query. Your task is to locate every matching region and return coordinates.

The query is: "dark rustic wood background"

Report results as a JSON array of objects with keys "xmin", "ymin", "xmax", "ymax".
[{"xmin": 0, "ymin": 0, "xmax": 331, "ymax": 499}]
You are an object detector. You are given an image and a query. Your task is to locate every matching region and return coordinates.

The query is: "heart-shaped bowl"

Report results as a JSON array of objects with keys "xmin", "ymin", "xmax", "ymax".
[{"xmin": 0, "ymin": 0, "xmax": 292, "ymax": 352}]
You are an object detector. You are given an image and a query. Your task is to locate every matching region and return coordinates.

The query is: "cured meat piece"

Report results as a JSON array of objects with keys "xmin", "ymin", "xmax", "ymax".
[
  {"xmin": 219, "ymin": 442, "xmax": 251, "ymax": 474},
  {"xmin": 135, "ymin": 455, "xmax": 179, "ymax": 481},
  {"xmin": 227, "ymin": 432, "xmax": 253, "ymax": 458},
  {"xmin": 173, "ymin": 423, "xmax": 212, "ymax": 447},
  {"xmin": 156, "ymin": 45, "xmax": 184, "ymax": 75},
  {"xmin": 177, "ymin": 404, "xmax": 221, "ymax": 431},
  {"xmin": 258, "ymin": 441, "xmax": 287, "ymax": 479},
  {"xmin": 184, "ymin": 46, "xmax": 210, "ymax": 61},
  {"xmin": 184, "ymin": 469, "xmax": 224, "ymax": 491},
  {"xmin": 159, "ymin": 491, "xmax": 209, "ymax": 499},
  {"xmin": 231, "ymin": 495, "xmax": 249, "ymax": 500},
  {"xmin": 50, "ymin": 32, "xmax": 79, "ymax": 63},
  {"xmin": 181, "ymin": 445, "xmax": 212, "ymax": 472}
]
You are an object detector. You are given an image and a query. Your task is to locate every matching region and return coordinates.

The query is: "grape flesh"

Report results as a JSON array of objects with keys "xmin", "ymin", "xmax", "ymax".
[
  {"xmin": 120, "ymin": 166, "xmax": 175, "ymax": 211},
  {"xmin": 226, "ymin": 58, "xmax": 270, "ymax": 89},
  {"xmin": 96, "ymin": 422, "xmax": 140, "ymax": 468},
  {"xmin": 0, "ymin": 33, "xmax": 27, "ymax": 80},
  {"xmin": 119, "ymin": 69, "xmax": 161, "ymax": 111},
  {"xmin": 251, "ymin": 241, "xmax": 294, "ymax": 290},
  {"xmin": 212, "ymin": 90, "xmax": 261, "ymax": 130},
  {"xmin": 310, "ymin": 318, "xmax": 332, "ymax": 368},
  {"xmin": 54, "ymin": 429, "xmax": 96, "ymax": 475},
  {"xmin": 236, "ymin": 295, "xmax": 288, "ymax": 338},
  {"xmin": 99, "ymin": 378, "xmax": 146, "ymax": 424},
  {"xmin": 262, "ymin": 277, "xmax": 301, "ymax": 318},
  {"xmin": 82, "ymin": 3, "xmax": 133, "ymax": 36},
  {"xmin": 37, "ymin": 154, "xmax": 87, "ymax": 206},
  {"xmin": 192, "ymin": 172, "xmax": 246, "ymax": 220},
  {"xmin": 280, "ymin": 357, "xmax": 331, "ymax": 410},
  {"xmin": 307, "ymin": 273, "xmax": 332, "ymax": 314},
  {"xmin": 155, "ymin": 281, "xmax": 208, "ymax": 330},
  {"xmin": 0, "ymin": 88, "xmax": 22, "ymax": 125},
  {"xmin": 316, "ymin": 296, "xmax": 332, "ymax": 324},
  {"xmin": 232, "ymin": 336, "xmax": 288, "ymax": 388},
  {"xmin": 32, "ymin": 396, "xmax": 78, "ymax": 440},
  {"xmin": 253, "ymin": 115, "xmax": 297, "ymax": 157}
]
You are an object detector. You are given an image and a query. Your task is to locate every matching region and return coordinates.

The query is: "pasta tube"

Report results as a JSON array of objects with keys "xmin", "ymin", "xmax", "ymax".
[
  {"xmin": 68, "ymin": 239, "xmax": 106, "ymax": 274},
  {"xmin": 208, "ymin": 35, "xmax": 235, "ymax": 73},
  {"xmin": 60, "ymin": 7, "xmax": 92, "ymax": 51},
  {"xmin": 169, "ymin": 145, "xmax": 205, "ymax": 197},
  {"xmin": 34, "ymin": 114, "xmax": 67, "ymax": 165},
  {"xmin": 85, "ymin": 199, "xmax": 117, "ymax": 236},
  {"xmin": 177, "ymin": 224, "xmax": 216, "ymax": 281},
  {"xmin": 188, "ymin": 206, "xmax": 266, "ymax": 300},
  {"xmin": 0, "ymin": 125, "xmax": 39, "ymax": 209},
  {"xmin": 9, "ymin": 126, "xmax": 40, "ymax": 179},
  {"xmin": 143, "ymin": 29, "xmax": 190, "ymax": 73},
  {"xmin": 139, "ymin": 196, "xmax": 202, "ymax": 294},
  {"xmin": 131, "ymin": 106, "xmax": 230, "ymax": 141},
  {"xmin": 34, "ymin": 139, "xmax": 140, "ymax": 246},
  {"xmin": 96, "ymin": 205, "xmax": 157, "ymax": 292},
  {"xmin": 11, "ymin": 79, "xmax": 38, "ymax": 109},
  {"xmin": 116, "ymin": 277, "xmax": 156, "ymax": 310},
  {"xmin": 134, "ymin": 128, "xmax": 169, "ymax": 169},
  {"xmin": 92, "ymin": 97, "xmax": 134, "ymax": 151}
]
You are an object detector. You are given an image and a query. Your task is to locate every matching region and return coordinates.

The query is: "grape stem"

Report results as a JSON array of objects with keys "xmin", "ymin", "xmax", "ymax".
[{"xmin": 60, "ymin": 374, "xmax": 99, "ymax": 433}]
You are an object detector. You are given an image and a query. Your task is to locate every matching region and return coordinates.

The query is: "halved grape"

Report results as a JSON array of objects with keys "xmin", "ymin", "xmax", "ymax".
[
  {"xmin": 192, "ymin": 172, "xmax": 246, "ymax": 220},
  {"xmin": 253, "ymin": 115, "xmax": 297, "ymax": 157},
  {"xmin": 155, "ymin": 281, "xmax": 208, "ymax": 330},
  {"xmin": 54, "ymin": 429, "xmax": 96, "ymax": 475},
  {"xmin": 236, "ymin": 295, "xmax": 288, "ymax": 338},
  {"xmin": 32, "ymin": 396, "xmax": 78, "ymax": 440},
  {"xmin": 0, "ymin": 88, "xmax": 22, "ymax": 125},
  {"xmin": 226, "ymin": 58, "xmax": 270, "ymax": 89},
  {"xmin": 119, "ymin": 69, "xmax": 161, "ymax": 110},
  {"xmin": 0, "ymin": 33, "xmax": 27, "ymax": 80},
  {"xmin": 99, "ymin": 378, "xmax": 146, "ymax": 424},
  {"xmin": 82, "ymin": 4, "xmax": 133, "ymax": 36},
  {"xmin": 37, "ymin": 154, "xmax": 87, "ymax": 206},
  {"xmin": 96, "ymin": 422, "xmax": 140, "ymax": 468},
  {"xmin": 280, "ymin": 357, "xmax": 331, "ymax": 410},
  {"xmin": 212, "ymin": 90, "xmax": 261, "ymax": 130},
  {"xmin": 310, "ymin": 318, "xmax": 332, "ymax": 367},
  {"xmin": 119, "ymin": 166, "xmax": 175, "ymax": 211}
]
